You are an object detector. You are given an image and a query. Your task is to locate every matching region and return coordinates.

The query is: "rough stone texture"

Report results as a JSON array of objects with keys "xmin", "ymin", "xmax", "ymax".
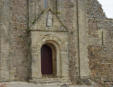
[
  {"xmin": 0, "ymin": 0, "xmax": 10, "ymax": 81},
  {"xmin": 0, "ymin": 82, "xmax": 94, "ymax": 87},
  {"xmin": 9, "ymin": 0, "xmax": 30, "ymax": 81},
  {"xmin": 87, "ymin": 0, "xmax": 113, "ymax": 86},
  {"xmin": 0, "ymin": 0, "xmax": 113, "ymax": 87},
  {"xmin": 88, "ymin": 18, "xmax": 113, "ymax": 87},
  {"xmin": 0, "ymin": 0, "xmax": 30, "ymax": 81},
  {"xmin": 87, "ymin": 0, "xmax": 106, "ymax": 18}
]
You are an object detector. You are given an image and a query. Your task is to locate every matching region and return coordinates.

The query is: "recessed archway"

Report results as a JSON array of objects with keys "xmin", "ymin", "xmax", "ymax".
[
  {"xmin": 41, "ymin": 43, "xmax": 56, "ymax": 77},
  {"xmin": 31, "ymin": 34, "xmax": 69, "ymax": 81}
]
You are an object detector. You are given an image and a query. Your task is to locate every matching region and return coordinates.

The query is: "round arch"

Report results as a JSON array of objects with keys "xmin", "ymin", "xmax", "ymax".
[
  {"xmin": 39, "ymin": 39, "xmax": 61, "ymax": 78},
  {"xmin": 37, "ymin": 35, "xmax": 63, "ymax": 77}
]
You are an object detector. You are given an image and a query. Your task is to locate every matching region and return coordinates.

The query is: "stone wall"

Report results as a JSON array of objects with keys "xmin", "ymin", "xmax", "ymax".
[
  {"xmin": 86, "ymin": 0, "xmax": 106, "ymax": 18},
  {"xmin": 9, "ymin": 0, "xmax": 30, "ymax": 81},
  {"xmin": 87, "ymin": 3, "xmax": 113, "ymax": 86},
  {"xmin": 0, "ymin": 0, "xmax": 30, "ymax": 81},
  {"xmin": 0, "ymin": 0, "xmax": 10, "ymax": 81},
  {"xmin": 0, "ymin": 0, "xmax": 113, "ymax": 87},
  {"xmin": 88, "ymin": 19, "xmax": 113, "ymax": 87},
  {"xmin": 86, "ymin": 0, "xmax": 113, "ymax": 86}
]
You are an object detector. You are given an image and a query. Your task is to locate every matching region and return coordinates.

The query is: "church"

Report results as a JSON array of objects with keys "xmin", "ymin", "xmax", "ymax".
[{"xmin": 0, "ymin": 0, "xmax": 113, "ymax": 87}]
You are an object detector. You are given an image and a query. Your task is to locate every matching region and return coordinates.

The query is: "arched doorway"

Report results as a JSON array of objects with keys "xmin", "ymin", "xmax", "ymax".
[{"xmin": 41, "ymin": 43, "xmax": 56, "ymax": 77}]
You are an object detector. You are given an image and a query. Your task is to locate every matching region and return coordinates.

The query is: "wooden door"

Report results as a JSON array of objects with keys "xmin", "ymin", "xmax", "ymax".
[{"xmin": 41, "ymin": 45, "xmax": 53, "ymax": 75}]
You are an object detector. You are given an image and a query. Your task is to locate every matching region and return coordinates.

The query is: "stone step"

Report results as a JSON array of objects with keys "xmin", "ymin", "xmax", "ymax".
[{"xmin": 0, "ymin": 82, "xmax": 94, "ymax": 87}]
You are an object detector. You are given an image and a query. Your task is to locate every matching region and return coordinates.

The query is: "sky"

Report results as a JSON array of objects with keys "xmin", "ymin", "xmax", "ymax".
[{"xmin": 97, "ymin": 0, "xmax": 113, "ymax": 18}]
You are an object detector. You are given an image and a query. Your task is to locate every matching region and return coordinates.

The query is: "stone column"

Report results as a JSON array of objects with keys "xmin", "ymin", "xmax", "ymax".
[
  {"xmin": 0, "ymin": 24, "xmax": 10, "ymax": 81},
  {"xmin": 31, "ymin": 32, "xmax": 42, "ymax": 81},
  {"xmin": 0, "ymin": 0, "xmax": 10, "ymax": 81},
  {"xmin": 78, "ymin": 0, "xmax": 90, "ymax": 78}
]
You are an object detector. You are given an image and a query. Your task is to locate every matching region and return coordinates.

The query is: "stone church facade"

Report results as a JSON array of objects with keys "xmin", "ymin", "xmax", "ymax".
[{"xmin": 0, "ymin": 0, "xmax": 113, "ymax": 87}]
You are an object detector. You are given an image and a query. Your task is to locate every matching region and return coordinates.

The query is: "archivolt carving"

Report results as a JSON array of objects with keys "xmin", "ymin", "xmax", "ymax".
[{"xmin": 39, "ymin": 34, "xmax": 63, "ymax": 49}]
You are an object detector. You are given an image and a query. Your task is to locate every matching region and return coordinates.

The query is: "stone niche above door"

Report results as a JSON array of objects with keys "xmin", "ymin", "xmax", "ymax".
[{"xmin": 30, "ymin": 9, "xmax": 69, "ymax": 82}]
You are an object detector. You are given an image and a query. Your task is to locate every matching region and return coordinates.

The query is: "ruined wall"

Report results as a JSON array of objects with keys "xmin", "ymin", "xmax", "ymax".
[
  {"xmin": 87, "ymin": 0, "xmax": 113, "ymax": 86},
  {"xmin": 87, "ymin": 0, "xmax": 106, "ymax": 18},
  {"xmin": 88, "ymin": 19, "xmax": 113, "ymax": 87},
  {"xmin": 0, "ymin": 0, "xmax": 113, "ymax": 87}
]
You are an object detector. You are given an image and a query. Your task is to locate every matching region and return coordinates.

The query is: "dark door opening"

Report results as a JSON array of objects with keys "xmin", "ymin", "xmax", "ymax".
[{"xmin": 41, "ymin": 44, "xmax": 53, "ymax": 75}]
